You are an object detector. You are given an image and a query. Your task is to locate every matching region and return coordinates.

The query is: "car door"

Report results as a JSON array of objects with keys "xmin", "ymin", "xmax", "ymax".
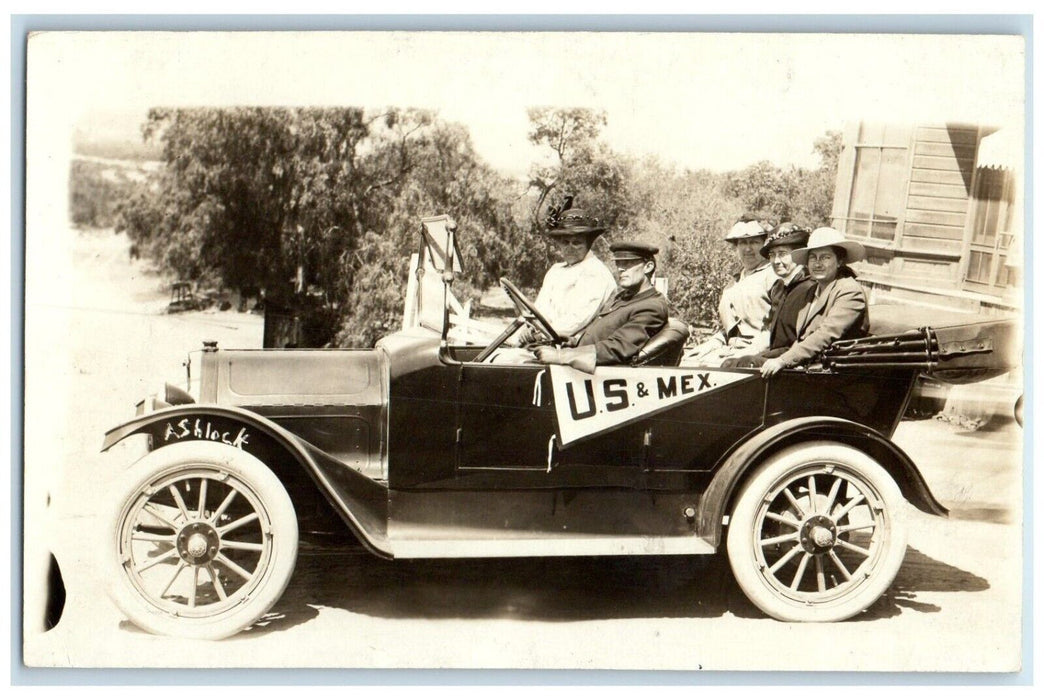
[
  {"xmin": 456, "ymin": 362, "xmax": 559, "ymax": 474},
  {"xmin": 456, "ymin": 361, "xmax": 658, "ymax": 484}
]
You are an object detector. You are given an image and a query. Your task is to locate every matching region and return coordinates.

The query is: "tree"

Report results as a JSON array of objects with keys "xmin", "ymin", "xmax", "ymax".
[
  {"xmin": 526, "ymin": 108, "xmax": 607, "ymax": 212},
  {"xmin": 724, "ymin": 161, "xmax": 795, "ymax": 224},
  {"xmin": 788, "ymin": 130, "xmax": 842, "ymax": 227},
  {"xmin": 70, "ymin": 160, "xmax": 141, "ymax": 229},
  {"xmin": 526, "ymin": 108, "xmax": 633, "ymax": 229},
  {"xmin": 118, "ymin": 108, "xmax": 370, "ymax": 301},
  {"xmin": 625, "ymin": 159, "xmax": 740, "ymax": 326},
  {"xmin": 721, "ymin": 130, "xmax": 842, "ymax": 229},
  {"xmin": 334, "ymin": 118, "xmax": 538, "ymax": 346}
]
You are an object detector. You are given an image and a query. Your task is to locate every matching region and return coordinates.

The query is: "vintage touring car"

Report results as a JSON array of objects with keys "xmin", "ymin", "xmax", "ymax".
[{"xmin": 101, "ymin": 216, "xmax": 1020, "ymax": 639}]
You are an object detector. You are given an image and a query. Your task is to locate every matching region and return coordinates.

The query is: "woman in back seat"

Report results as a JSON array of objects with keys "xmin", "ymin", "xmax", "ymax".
[{"xmin": 760, "ymin": 228, "xmax": 870, "ymax": 378}]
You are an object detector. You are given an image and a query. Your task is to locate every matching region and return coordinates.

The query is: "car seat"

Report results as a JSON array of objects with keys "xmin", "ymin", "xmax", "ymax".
[{"xmin": 632, "ymin": 318, "xmax": 690, "ymax": 367}]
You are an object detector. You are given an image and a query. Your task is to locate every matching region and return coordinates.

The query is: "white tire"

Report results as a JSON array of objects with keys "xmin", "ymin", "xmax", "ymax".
[
  {"xmin": 726, "ymin": 441, "xmax": 907, "ymax": 622},
  {"xmin": 108, "ymin": 441, "xmax": 298, "ymax": 640}
]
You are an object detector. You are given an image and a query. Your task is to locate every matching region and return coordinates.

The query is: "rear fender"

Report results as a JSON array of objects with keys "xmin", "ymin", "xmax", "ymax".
[
  {"xmin": 696, "ymin": 416, "xmax": 947, "ymax": 548},
  {"xmin": 102, "ymin": 405, "xmax": 391, "ymax": 558}
]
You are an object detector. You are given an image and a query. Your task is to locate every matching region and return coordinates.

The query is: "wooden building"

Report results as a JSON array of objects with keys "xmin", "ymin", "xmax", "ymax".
[{"xmin": 830, "ymin": 122, "xmax": 1022, "ymax": 315}]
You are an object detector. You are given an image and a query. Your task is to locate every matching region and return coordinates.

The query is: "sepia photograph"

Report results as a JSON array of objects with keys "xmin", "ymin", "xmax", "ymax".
[{"xmin": 20, "ymin": 27, "xmax": 1026, "ymax": 672}]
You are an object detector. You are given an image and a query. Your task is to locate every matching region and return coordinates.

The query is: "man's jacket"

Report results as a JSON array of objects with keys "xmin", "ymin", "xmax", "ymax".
[{"xmin": 575, "ymin": 286, "xmax": 669, "ymax": 365}]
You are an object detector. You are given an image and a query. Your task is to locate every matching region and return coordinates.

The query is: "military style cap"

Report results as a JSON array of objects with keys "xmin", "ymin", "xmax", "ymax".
[
  {"xmin": 544, "ymin": 195, "xmax": 606, "ymax": 237},
  {"xmin": 759, "ymin": 222, "xmax": 811, "ymax": 258},
  {"xmin": 610, "ymin": 241, "xmax": 659, "ymax": 261}
]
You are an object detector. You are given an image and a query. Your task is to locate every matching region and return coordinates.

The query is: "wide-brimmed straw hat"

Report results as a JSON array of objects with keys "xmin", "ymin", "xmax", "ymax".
[
  {"xmin": 791, "ymin": 227, "xmax": 866, "ymax": 266},
  {"xmin": 759, "ymin": 222, "xmax": 811, "ymax": 258},
  {"xmin": 724, "ymin": 219, "xmax": 768, "ymax": 242}
]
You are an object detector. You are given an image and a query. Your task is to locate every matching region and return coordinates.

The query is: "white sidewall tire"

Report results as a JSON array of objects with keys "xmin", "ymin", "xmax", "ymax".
[
  {"xmin": 107, "ymin": 441, "xmax": 298, "ymax": 640},
  {"xmin": 726, "ymin": 441, "xmax": 907, "ymax": 622}
]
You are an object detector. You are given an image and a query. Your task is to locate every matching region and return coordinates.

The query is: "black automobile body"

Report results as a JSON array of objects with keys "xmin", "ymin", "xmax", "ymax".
[{"xmin": 101, "ymin": 215, "xmax": 1020, "ymax": 638}]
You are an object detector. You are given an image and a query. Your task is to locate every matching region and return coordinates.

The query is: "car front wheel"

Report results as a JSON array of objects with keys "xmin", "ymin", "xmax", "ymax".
[
  {"xmin": 726, "ymin": 441, "xmax": 907, "ymax": 622},
  {"xmin": 108, "ymin": 441, "xmax": 298, "ymax": 640}
]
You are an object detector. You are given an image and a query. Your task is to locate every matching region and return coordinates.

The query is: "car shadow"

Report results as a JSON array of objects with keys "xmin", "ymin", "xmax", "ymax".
[
  {"xmin": 849, "ymin": 545, "xmax": 990, "ymax": 621},
  {"xmin": 945, "ymin": 505, "xmax": 1013, "ymax": 525},
  {"xmin": 241, "ymin": 543, "xmax": 989, "ymax": 636}
]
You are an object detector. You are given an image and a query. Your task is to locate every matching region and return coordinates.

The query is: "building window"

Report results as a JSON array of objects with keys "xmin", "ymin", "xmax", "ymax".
[
  {"xmin": 837, "ymin": 124, "xmax": 912, "ymax": 243},
  {"xmin": 963, "ymin": 166, "xmax": 1016, "ymax": 292}
]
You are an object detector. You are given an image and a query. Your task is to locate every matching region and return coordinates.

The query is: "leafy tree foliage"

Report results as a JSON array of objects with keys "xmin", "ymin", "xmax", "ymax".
[
  {"xmin": 112, "ymin": 103, "xmax": 842, "ymax": 343},
  {"xmin": 70, "ymin": 160, "xmax": 141, "ymax": 228},
  {"xmin": 623, "ymin": 159, "xmax": 741, "ymax": 327},
  {"xmin": 118, "ymin": 107, "xmax": 532, "ymax": 345},
  {"xmin": 527, "ymin": 108, "xmax": 631, "ymax": 227},
  {"xmin": 724, "ymin": 130, "xmax": 842, "ymax": 228},
  {"xmin": 789, "ymin": 130, "xmax": 843, "ymax": 227}
]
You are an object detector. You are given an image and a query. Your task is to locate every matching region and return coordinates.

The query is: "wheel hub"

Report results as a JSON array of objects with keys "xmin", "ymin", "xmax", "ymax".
[
  {"xmin": 176, "ymin": 522, "xmax": 221, "ymax": 565},
  {"xmin": 799, "ymin": 515, "xmax": 837, "ymax": 554}
]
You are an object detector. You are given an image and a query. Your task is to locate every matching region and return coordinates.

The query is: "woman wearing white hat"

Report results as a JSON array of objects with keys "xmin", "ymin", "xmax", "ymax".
[
  {"xmin": 685, "ymin": 216, "xmax": 777, "ymax": 365},
  {"xmin": 760, "ymin": 227, "xmax": 870, "ymax": 377}
]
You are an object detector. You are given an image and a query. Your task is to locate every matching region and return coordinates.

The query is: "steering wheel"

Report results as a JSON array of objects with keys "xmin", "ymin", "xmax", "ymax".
[
  {"xmin": 500, "ymin": 277, "xmax": 564, "ymax": 345},
  {"xmin": 472, "ymin": 278, "xmax": 565, "ymax": 363}
]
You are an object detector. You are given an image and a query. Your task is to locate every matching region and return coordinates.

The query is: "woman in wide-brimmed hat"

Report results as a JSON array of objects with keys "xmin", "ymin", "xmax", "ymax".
[
  {"xmin": 516, "ymin": 196, "xmax": 617, "ymax": 345},
  {"xmin": 760, "ymin": 227, "xmax": 870, "ymax": 377}
]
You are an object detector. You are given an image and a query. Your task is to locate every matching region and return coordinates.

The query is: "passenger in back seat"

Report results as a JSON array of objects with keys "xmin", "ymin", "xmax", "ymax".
[
  {"xmin": 683, "ymin": 216, "xmax": 777, "ymax": 366},
  {"xmin": 724, "ymin": 223, "xmax": 816, "ymax": 369},
  {"xmin": 759, "ymin": 228, "xmax": 870, "ymax": 378}
]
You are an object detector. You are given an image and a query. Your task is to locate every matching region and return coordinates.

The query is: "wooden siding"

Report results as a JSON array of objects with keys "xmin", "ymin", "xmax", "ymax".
[
  {"xmin": 897, "ymin": 259, "xmax": 956, "ymax": 278},
  {"xmin": 900, "ymin": 125, "xmax": 978, "ymax": 266},
  {"xmin": 904, "ymin": 223, "xmax": 966, "ymax": 241},
  {"xmin": 907, "ymin": 195, "xmax": 968, "ymax": 214},
  {"xmin": 904, "ymin": 209, "xmax": 967, "ymax": 228},
  {"xmin": 915, "ymin": 126, "xmax": 979, "ymax": 145},
  {"xmin": 909, "ymin": 168, "xmax": 970, "ymax": 187},
  {"xmin": 912, "ymin": 154, "xmax": 975, "ymax": 171},
  {"xmin": 907, "ymin": 181, "xmax": 971, "ymax": 199},
  {"xmin": 839, "ymin": 123, "xmax": 1017, "ymax": 312},
  {"xmin": 895, "ymin": 235, "xmax": 963, "ymax": 256},
  {"xmin": 914, "ymin": 141, "xmax": 977, "ymax": 160}
]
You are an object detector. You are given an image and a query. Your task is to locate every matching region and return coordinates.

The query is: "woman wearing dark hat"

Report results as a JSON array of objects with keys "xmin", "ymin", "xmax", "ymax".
[
  {"xmin": 516, "ymin": 198, "xmax": 616, "ymax": 345},
  {"xmin": 760, "ymin": 227, "xmax": 870, "ymax": 378},
  {"xmin": 724, "ymin": 222, "xmax": 817, "ymax": 368},
  {"xmin": 684, "ymin": 216, "xmax": 777, "ymax": 365}
]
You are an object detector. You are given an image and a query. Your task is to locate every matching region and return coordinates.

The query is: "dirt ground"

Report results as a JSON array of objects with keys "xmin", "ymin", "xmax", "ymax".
[{"xmin": 20, "ymin": 227, "xmax": 1027, "ymax": 673}]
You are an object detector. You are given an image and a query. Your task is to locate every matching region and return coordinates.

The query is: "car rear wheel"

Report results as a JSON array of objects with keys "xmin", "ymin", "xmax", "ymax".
[
  {"xmin": 726, "ymin": 441, "xmax": 907, "ymax": 622},
  {"xmin": 108, "ymin": 441, "xmax": 298, "ymax": 640}
]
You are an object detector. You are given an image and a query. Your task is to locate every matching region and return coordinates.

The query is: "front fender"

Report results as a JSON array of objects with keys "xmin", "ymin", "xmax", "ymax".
[
  {"xmin": 696, "ymin": 416, "xmax": 948, "ymax": 548},
  {"xmin": 102, "ymin": 404, "xmax": 391, "ymax": 558}
]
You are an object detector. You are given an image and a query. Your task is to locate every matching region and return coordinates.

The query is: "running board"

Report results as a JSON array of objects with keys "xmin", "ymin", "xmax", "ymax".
[{"xmin": 387, "ymin": 535, "xmax": 716, "ymax": 559}]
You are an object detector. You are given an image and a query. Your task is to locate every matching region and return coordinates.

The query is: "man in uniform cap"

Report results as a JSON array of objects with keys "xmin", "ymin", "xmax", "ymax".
[{"xmin": 534, "ymin": 241, "xmax": 668, "ymax": 373}]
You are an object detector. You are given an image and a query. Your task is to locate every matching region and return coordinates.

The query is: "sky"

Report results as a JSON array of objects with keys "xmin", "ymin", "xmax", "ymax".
[{"xmin": 32, "ymin": 31, "xmax": 1025, "ymax": 178}]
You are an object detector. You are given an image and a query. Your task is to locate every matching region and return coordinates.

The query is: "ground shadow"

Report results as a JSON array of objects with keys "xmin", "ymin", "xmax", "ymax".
[
  {"xmin": 853, "ymin": 546, "xmax": 990, "ymax": 621},
  {"xmin": 242, "ymin": 542, "xmax": 990, "ymax": 636},
  {"xmin": 945, "ymin": 506, "xmax": 1013, "ymax": 525}
]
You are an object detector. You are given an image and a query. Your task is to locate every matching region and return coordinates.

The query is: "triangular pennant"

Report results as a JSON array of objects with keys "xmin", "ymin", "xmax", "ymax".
[{"xmin": 548, "ymin": 365, "xmax": 755, "ymax": 447}]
